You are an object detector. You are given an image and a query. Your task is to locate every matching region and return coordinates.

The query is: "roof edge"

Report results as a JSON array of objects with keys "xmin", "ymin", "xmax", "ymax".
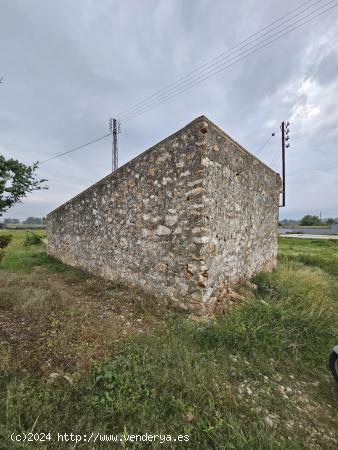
[
  {"xmin": 201, "ymin": 116, "xmax": 280, "ymax": 178},
  {"xmin": 47, "ymin": 115, "xmax": 279, "ymax": 217},
  {"xmin": 47, "ymin": 115, "xmax": 207, "ymax": 217}
]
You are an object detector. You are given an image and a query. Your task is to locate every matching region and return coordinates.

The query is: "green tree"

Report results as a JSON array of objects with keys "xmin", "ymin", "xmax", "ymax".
[
  {"xmin": 326, "ymin": 218, "xmax": 335, "ymax": 225},
  {"xmin": 300, "ymin": 215, "xmax": 322, "ymax": 226},
  {"xmin": 23, "ymin": 217, "xmax": 42, "ymax": 224},
  {"xmin": 0, "ymin": 155, "xmax": 47, "ymax": 216},
  {"xmin": 3, "ymin": 218, "xmax": 20, "ymax": 224}
]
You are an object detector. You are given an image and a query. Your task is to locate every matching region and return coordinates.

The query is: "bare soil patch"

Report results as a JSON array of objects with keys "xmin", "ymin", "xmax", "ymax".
[{"xmin": 0, "ymin": 268, "xmax": 169, "ymax": 375}]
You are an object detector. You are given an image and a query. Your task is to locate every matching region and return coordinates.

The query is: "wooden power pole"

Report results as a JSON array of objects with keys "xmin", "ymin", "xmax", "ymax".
[{"xmin": 280, "ymin": 121, "xmax": 290, "ymax": 207}]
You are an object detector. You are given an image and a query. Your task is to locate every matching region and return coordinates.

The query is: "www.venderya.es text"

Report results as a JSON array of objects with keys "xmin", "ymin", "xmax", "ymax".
[{"xmin": 11, "ymin": 432, "xmax": 190, "ymax": 444}]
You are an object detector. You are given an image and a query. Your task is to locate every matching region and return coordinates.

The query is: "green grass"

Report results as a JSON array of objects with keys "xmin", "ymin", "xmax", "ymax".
[
  {"xmin": 278, "ymin": 237, "xmax": 338, "ymax": 277},
  {"xmin": 290, "ymin": 225, "xmax": 331, "ymax": 229},
  {"xmin": 0, "ymin": 232, "xmax": 337, "ymax": 449},
  {"xmin": 4, "ymin": 223, "xmax": 46, "ymax": 230},
  {"xmin": 0, "ymin": 230, "xmax": 89, "ymax": 282}
]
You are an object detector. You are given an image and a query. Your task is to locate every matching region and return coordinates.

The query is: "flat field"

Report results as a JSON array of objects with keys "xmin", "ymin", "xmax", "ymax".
[{"xmin": 0, "ymin": 231, "xmax": 337, "ymax": 449}]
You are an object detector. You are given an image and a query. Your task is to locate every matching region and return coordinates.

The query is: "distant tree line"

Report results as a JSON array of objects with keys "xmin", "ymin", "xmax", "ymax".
[
  {"xmin": 280, "ymin": 216, "xmax": 338, "ymax": 227},
  {"xmin": 299, "ymin": 215, "xmax": 322, "ymax": 226},
  {"xmin": 300, "ymin": 215, "xmax": 337, "ymax": 226},
  {"xmin": 3, "ymin": 218, "xmax": 20, "ymax": 224},
  {"xmin": 2, "ymin": 217, "xmax": 46, "ymax": 224}
]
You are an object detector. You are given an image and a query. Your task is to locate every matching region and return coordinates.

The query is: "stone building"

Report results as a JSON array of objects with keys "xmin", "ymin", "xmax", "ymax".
[{"xmin": 46, "ymin": 116, "xmax": 281, "ymax": 314}]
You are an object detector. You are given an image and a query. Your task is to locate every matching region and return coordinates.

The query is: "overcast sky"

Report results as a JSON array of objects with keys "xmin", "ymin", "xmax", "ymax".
[{"xmin": 1, "ymin": 0, "xmax": 337, "ymax": 221}]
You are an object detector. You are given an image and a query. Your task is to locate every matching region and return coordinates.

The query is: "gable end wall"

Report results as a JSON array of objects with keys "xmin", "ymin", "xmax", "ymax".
[
  {"xmin": 46, "ymin": 118, "xmax": 210, "ymax": 310},
  {"xmin": 200, "ymin": 121, "xmax": 281, "ymax": 306}
]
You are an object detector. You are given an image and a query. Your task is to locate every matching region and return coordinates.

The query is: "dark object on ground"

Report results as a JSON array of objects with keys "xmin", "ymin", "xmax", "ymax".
[
  {"xmin": 329, "ymin": 346, "xmax": 338, "ymax": 382},
  {"xmin": 0, "ymin": 234, "xmax": 13, "ymax": 248},
  {"xmin": 24, "ymin": 232, "xmax": 42, "ymax": 246}
]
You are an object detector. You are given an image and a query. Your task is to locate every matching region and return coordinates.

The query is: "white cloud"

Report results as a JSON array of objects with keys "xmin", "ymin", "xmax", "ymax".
[{"xmin": 1, "ymin": 0, "xmax": 338, "ymax": 221}]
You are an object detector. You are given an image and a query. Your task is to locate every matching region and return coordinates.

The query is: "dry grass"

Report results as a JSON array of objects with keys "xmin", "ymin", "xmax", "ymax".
[
  {"xmin": 0, "ymin": 267, "xmax": 170, "ymax": 375},
  {"xmin": 0, "ymin": 232, "xmax": 338, "ymax": 449}
]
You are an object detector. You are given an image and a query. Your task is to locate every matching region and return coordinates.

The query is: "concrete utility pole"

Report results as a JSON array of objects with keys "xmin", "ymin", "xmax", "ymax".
[
  {"xmin": 280, "ymin": 121, "xmax": 290, "ymax": 207},
  {"xmin": 109, "ymin": 118, "xmax": 121, "ymax": 172}
]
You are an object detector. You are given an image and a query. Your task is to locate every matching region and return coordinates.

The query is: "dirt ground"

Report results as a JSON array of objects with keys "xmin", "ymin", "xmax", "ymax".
[{"xmin": 0, "ymin": 267, "xmax": 170, "ymax": 375}]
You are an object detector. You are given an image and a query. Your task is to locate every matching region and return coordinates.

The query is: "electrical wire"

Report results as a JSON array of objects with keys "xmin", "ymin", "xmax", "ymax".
[
  {"xmin": 37, "ymin": 0, "xmax": 337, "ymax": 164},
  {"xmin": 121, "ymin": 1, "xmax": 337, "ymax": 123},
  {"xmin": 122, "ymin": 3, "xmax": 337, "ymax": 122},
  {"xmin": 39, "ymin": 132, "xmax": 112, "ymax": 164},
  {"xmin": 255, "ymin": 132, "xmax": 277, "ymax": 156},
  {"xmin": 270, "ymin": 152, "xmax": 283, "ymax": 171},
  {"xmin": 266, "ymin": 147, "xmax": 282, "ymax": 169},
  {"xmin": 118, "ymin": 0, "xmax": 323, "ymax": 120}
]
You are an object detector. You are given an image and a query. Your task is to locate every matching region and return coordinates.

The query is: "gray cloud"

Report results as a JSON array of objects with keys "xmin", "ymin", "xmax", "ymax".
[{"xmin": 0, "ymin": 0, "xmax": 338, "ymax": 221}]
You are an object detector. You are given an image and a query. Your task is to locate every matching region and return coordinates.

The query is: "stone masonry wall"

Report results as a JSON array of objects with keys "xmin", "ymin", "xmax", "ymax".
[
  {"xmin": 46, "ymin": 116, "xmax": 281, "ymax": 314},
  {"xmin": 47, "ymin": 118, "xmax": 209, "ymax": 311},
  {"xmin": 198, "ymin": 120, "xmax": 281, "ymax": 309}
]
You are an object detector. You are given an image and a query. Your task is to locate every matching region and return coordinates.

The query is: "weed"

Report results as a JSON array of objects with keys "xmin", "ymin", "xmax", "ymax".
[
  {"xmin": 0, "ymin": 232, "xmax": 337, "ymax": 449},
  {"xmin": 0, "ymin": 341, "xmax": 11, "ymax": 373},
  {"xmin": 0, "ymin": 234, "xmax": 13, "ymax": 249},
  {"xmin": 23, "ymin": 232, "xmax": 43, "ymax": 246}
]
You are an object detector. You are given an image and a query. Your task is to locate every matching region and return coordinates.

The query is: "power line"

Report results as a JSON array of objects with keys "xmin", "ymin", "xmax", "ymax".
[
  {"xmin": 118, "ymin": 0, "xmax": 323, "ymax": 121},
  {"xmin": 118, "ymin": 0, "xmax": 323, "ymax": 119},
  {"xmin": 255, "ymin": 132, "xmax": 276, "ymax": 156},
  {"xmin": 122, "ymin": 3, "xmax": 337, "ymax": 122},
  {"xmin": 268, "ymin": 147, "xmax": 282, "ymax": 167},
  {"xmin": 273, "ymin": 153, "xmax": 283, "ymax": 170},
  {"xmin": 121, "ymin": 1, "xmax": 337, "ymax": 123},
  {"xmin": 255, "ymin": 134, "xmax": 279, "ymax": 168},
  {"xmin": 37, "ymin": 0, "xmax": 337, "ymax": 164},
  {"xmin": 39, "ymin": 132, "xmax": 112, "ymax": 164}
]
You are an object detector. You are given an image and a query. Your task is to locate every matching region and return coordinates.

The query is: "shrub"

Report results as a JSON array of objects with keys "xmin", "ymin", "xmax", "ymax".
[
  {"xmin": 23, "ymin": 232, "xmax": 42, "ymax": 247},
  {"xmin": 299, "ymin": 214, "xmax": 322, "ymax": 226},
  {"xmin": 0, "ymin": 234, "xmax": 13, "ymax": 249}
]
